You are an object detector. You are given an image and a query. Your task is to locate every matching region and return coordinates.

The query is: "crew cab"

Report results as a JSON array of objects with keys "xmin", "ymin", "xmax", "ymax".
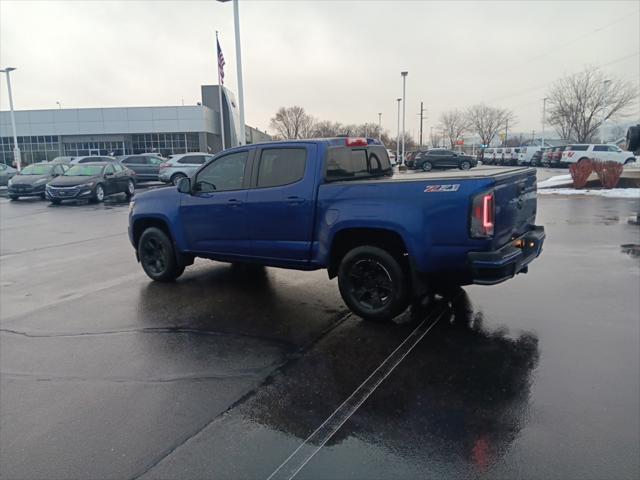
[{"xmin": 129, "ymin": 138, "xmax": 545, "ymax": 322}]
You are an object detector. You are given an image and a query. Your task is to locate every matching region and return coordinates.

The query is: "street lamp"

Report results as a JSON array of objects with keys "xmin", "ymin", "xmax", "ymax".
[
  {"xmin": 396, "ymin": 98, "xmax": 401, "ymax": 163},
  {"xmin": 56, "ymin": 101, "xmax": 62, "ymax": 109},
  {"xmin": 217, "ymin": 0, "xmax": 246, "ymax": 146},
  {"xmin": 0, "ymin": 67, "xmax": 21, "ymax": 171},
  {"xmin": 400, "ymin": 71, "xmax": 408, "ymax": 167},
  {"xmin": 601, "ymin": 79, "xmax": 611, "ymax": 143}
]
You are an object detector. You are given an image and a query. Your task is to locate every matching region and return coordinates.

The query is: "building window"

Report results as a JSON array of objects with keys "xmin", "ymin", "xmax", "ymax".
[{"xmin": 0, "ymin": 135, "xmax": 60, "ymax": 165}]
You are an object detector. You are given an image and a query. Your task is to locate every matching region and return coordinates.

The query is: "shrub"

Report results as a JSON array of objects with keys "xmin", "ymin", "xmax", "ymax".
[
  {"xmin": 569, "ymin": 159, "xmax": 593, "ymax": 188},
  {"xmin": 592, "ymin": 160, "xmax": 624, "ymax": 189}
]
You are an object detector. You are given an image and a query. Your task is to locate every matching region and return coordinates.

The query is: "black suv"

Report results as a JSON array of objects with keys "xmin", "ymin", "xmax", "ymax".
[{"xmin": 413, "ymin": 149, "xmax": 477, "ymax": 171}]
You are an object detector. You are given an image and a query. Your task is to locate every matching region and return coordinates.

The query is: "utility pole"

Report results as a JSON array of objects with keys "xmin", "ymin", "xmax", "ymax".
[
  {"xmin": 401, "ymin": 71, "xmax": 408, "ymax": 168},
  {"xmin": 541, "ymin": 97, "xmax": 548, "ymax": 148},
  {"xmin": 396, "ymin": 98, "xmax": 401, "ymax": 163},
  {"xmin": 417, "ymin": 101, "xmax": 426, "ymax": 148},
  {"xmin": 377, "ymin": 112, "xmax": 382, "ymax": 140}
]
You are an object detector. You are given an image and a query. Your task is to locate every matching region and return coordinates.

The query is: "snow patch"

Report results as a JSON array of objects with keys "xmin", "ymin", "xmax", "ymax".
[
  {"xmin": 538, "ymin": 188, "xmax": 640, "ymax": 199},
  {"xmin": 537, "ymin": 174, "xmax": 572, "ymax": 188}
]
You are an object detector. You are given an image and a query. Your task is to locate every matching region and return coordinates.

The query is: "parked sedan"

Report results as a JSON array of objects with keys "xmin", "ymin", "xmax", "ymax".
[
  {"xmin": 46, "ymin": 162, "xmax": 135, "ymax": 204},
  {"xmin": 119, "ymin": 154, "xmax": 164, "ymax": 182},
  {"xmin": 413, "ymin": 149, "xmax": 477, "ymax": 171},
  {"xmin": 50, "ymin": 156, "xmax": 75, "ymax": 165},
  {"xmin": 0, "ymin": 163, "xmax": 17, "ymax": 186},
  {"xmin": 158, "ymin": 153, "xmax": 214, "ymax": 185},
  {"xmin": 69, "ymin": 155, "xmax": 119, "ymax": 165},
  {"xmin": 7, "ymin": 162, "xmax": 67, "ymax": 200}
]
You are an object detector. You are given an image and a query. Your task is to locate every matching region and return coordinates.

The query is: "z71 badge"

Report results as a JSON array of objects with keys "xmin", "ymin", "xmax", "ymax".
[{"xmin": 424, "ymin": 184, "xmax": 460, "ymax": 192}]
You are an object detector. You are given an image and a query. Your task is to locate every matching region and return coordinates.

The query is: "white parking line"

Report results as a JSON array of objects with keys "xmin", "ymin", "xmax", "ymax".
[{"xmin": 266, "ymin": 304, "xmax": 448, "ymax": 480}]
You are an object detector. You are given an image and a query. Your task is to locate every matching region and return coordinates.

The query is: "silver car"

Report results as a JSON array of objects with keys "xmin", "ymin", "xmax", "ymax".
[
  {"xmin": 158, "ymin": 153, "xmax": 214, "ymax": 185},
  {"xmin": 0, "ymin": 163, "xmax": 17, "ymax": 186}
]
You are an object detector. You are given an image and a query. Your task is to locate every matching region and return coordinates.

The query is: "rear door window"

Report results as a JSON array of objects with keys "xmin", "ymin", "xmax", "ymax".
[
  {"xmin": 122, "ymin": 156, "xmax": 147, "ymax": 164},
  {"xmin": 568, "ymin": 145, "xmax": 589, "ymax": 151},
  {"xmin": 593, "ymin": 145, "xmax": 607, "ymax": 152},
  {"xmin": 257, "ymin": 148, "xmax": 306, "ymax": 188},
  {"xmin": 326, "ymin": 148, "xmax": 369, "ymax": 180},
  {"xmin": 179, "ymin": 155, "xmax": 205, "ymax": 165}
]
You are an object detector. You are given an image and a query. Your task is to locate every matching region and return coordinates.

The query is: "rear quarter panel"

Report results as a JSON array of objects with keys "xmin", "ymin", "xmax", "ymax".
[{"xmin": 315, "ymin": 177, "xmax": 495, "ymax": 274}]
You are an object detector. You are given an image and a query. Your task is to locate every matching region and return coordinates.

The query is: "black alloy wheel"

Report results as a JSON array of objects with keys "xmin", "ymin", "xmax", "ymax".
[
  {"xmin": 460, "ymin": 161, "xmax": 471, "ymax": 170},
  {"xmin": 338, "ymin": 245, "xmax": 409, "ymax": 322},
  {"xmin": 421, "ymin": 161, "xmax": 433, "ymax": 172},
  {"xmin": 138, "ymin": 227, "xmax": 185, "ymax": 282}
]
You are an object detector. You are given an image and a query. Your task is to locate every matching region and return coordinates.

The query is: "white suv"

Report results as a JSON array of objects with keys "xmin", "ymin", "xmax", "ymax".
[
  {"xmin": 561, "ymin": 144, "xmax": 636, "ymax": 165},
  {"xmin": 158, "ymin": 153, "xmax": 214, "ymax": 185},
  {"xmin": 518, "ymin": 146, "xmax": 541, "ymax": 166}
]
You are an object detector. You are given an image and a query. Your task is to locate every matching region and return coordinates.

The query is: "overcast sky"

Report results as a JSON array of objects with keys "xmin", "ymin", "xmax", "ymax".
[{"xmin": 1, "ymin": 0, "xmax": 639, "ymax": 138}]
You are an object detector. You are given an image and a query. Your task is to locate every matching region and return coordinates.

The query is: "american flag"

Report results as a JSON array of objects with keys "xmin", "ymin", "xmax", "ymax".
[{"xmin": 217, "ymin": 38, "xmax": 225, "ymax": 85}]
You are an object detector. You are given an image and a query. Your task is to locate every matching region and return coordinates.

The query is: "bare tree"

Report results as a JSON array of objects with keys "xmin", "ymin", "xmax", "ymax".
[
  {"xmin": 429, "ymin": 130, "xmax": 441, "ymax": 148},
  {"xmin": 506, "ymin": 134, "xmax": 527, "ymax": 147},
  {"xmin": 465, "ymin": 104, "xmax": 515, "ymax": 147},
  {"xmin": 269, "ymin": 106, "xmax": 316, "ymax": 139},
  {"xmin": 546, "ymin": 67, "xmax": 637, "ymax": 143},
  {"xmin": 312, "ymin": 120, "xmax": 343, "ymax": 137},
  {"xmin": 548, "ymin": 112, "xmax": 575, "ymax": 142},
  {"xmin": 439, "ymin": 110, "xmax": 469, "ymax": 149}
]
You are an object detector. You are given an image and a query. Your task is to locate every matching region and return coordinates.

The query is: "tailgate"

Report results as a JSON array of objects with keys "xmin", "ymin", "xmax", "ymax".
[{"xmin": 492, "ymin": 168, "xmax": 537, "ymax": 247}]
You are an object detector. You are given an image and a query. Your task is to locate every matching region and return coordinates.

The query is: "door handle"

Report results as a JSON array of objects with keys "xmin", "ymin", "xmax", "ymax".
[
  {"xmin": 287, "ymin": 196, "xmax": 305, "ymax": 205},
  {"xmin": 227, "ymin": 198, "xmax": 243, "ymax": 206}
]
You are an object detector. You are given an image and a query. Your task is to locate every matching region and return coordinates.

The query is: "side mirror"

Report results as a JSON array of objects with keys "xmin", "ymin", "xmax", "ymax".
[{"xmin": 177, "ymin": 177, "xmax": 191, "ymax": 194}]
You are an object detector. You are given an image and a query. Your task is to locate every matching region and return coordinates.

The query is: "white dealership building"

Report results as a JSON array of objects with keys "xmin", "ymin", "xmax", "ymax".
[{"xmin": 0, "ymin": 85, "xmax": 270, "ymax": 165}]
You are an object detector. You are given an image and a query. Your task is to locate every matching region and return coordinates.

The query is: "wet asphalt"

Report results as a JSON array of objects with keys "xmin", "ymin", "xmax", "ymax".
[{"xmin": 0, "ymin": 182, "xmax": 638, "ymax": 480}]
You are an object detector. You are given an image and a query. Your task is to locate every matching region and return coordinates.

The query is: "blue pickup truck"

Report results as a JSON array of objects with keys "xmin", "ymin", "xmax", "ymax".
[{"xmin": 129, "ymin": 138, "xmax": 545, "ymax": 322}]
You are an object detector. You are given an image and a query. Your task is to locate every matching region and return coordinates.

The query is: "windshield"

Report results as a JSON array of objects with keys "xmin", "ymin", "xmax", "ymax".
[
  {"xmin": 20, "ymin": 164, "xmax": 53, "ymax": 175},
  {"xmin": 64, "ymin": 165, "xmax": 104, "ymax": 176}
]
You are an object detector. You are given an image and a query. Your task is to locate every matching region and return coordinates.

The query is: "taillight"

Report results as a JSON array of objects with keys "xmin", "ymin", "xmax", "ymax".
[
  {"xmin": 159, "ymin": 162, "xmax": 169, "ymax": 169},
  {"xmin": 470, "ymin": 191, "xmax": 495, "ymax": 238},
  {"xmin": 345, "ymin": 137, "xmax": 368, "ymax": 147}
]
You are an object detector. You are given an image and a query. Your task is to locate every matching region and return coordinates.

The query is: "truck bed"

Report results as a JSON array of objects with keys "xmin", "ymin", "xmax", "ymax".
[{"xmin": 330, "ymin": 166, "xmax": 533, "ymax": 185}]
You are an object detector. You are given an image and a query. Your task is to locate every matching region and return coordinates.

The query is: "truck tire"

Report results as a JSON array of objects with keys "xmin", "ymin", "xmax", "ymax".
[
  {"xmin": 138, "ymin": 227, "xmax": 185, "ymax": 282},
  {"xmin": 338, "ymin": 245, "xmax": 409, "ymax": 323}
]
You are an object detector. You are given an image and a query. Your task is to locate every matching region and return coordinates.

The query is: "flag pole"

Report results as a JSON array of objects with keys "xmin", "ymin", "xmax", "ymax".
[{"xmin": 216, "ymin": 31, "xmax": 226, "ymax": 151}]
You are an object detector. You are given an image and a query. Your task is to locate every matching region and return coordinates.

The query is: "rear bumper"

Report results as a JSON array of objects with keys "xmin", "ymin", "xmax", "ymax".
[{"xmin": 468, "ymin": 226, "xmax": 545, "ymax": 285}]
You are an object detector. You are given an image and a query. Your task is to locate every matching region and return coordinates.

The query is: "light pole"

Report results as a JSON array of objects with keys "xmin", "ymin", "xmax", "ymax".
[
  {"xmin": 217, "ymin": 0, "xmax": 246, "ymax": 146},
  {"xmin": 401, "ymin": 71, "xmax": 408, "ymax": 167},
  {"xmin": 601, "ymin": 79, "xmax": 611, "ymax": 143},
  {"xmin": 396, "ymin": 98, "xmax": 401, "ymax": 164},
  {"xmin": 541, "ymin": 97, "xmax": 548, "ymax": 148},
  {"xmin": 56, "ymin": 101, "xmax": 62, "ymax": 109},
  {"xmin": 1, "ymin": 67, "xmax": 21, "ymax": 171},
  {"xmin": 377, "ymin": 112, "xmax": 382, "ymax": 140}
]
